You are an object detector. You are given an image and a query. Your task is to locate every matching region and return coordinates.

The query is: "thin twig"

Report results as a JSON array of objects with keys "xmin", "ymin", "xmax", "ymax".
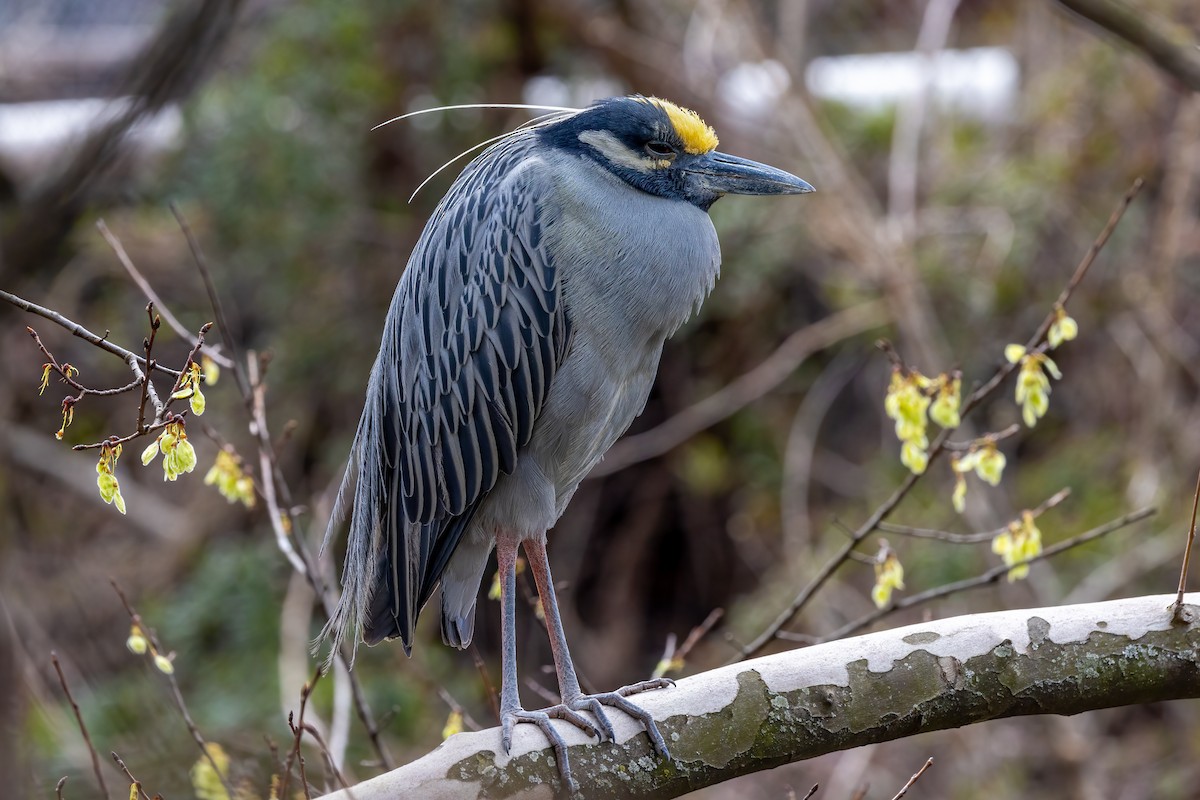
[
  {"xmin": 1172, "ymin": 467, "xmax": 1200, "ymax": 622},
  {"xmin": 300, "ymin": 723, "xmax": 354, "ymax": 795},
  {"xmin": 878, "ymin": 488, "xmax": 1072, "ymax": 544},
  {"xmin": 3, "ymin": 289, "xmax": 180, "ymax": 378},
  {"xmin": 69, "ymin": 419, "xmax": 179, "ymax": 452},
  {"xmin": 471, "ymin": 644, "xmax": 501, "ymax": 724},
  {"xmin": 27, "ymin": 313, "xmax": 210, "ymax": 451},
  {"xmin": 111, "ymin": 752, "xmax": 151, "ymax": 800},
  {"xmin": 51, "ymin": 654, "xmax": 109, "ymax": 800},
  {"xmin": 281, "ymin": 668, "xmax": 322, "ymax": 800},
  {"xmin": 890, "ymin": 757, "xmax": 934, "ymax": 800},
  {"xmin": 27, "ymin": 327, "xmax": 142, "ymax": 398},
  {"xmin": 437, "ymin": 688, "xmax": 481, "ymax": 732},
  {"xmin": 656, "ymin": 610, "xmax": 727, "ymax": 678},
  {"xmin": 172, "ymin": 202, "xmax": 250, "ymax": 396},
  {"xmin": 55, "ymin": 776, "xmax": 67, "ymax": 800},
  {"xmin": 801, "ymin": 785, "xmax": 820, "ymax": 800},
  {"xmin": 110, "ymin": 581, "xmax": 232, "ymax": 798},
  {"xmin": 728, "ymin": 180, "xmax": 1142, "ymax": 664},
  {"xmin": 136, "ymin": 304, "xmax": 161, "ymax": 432},
  {"xmin": 248, "ymin": 354, "xmax": 308, "ymax": 577},
  {"xmin": 264, "ymin": 735, "xmax": 284, "ymax": 789},
  {"xmin": 814, "ymin": 506, "xmax": 1157, "ymax": 643},
  {"xmin": 964, "ymin": 177, "xmax": 1144, "ymax": 411},
  {"xmin": 941, "ymin": 423, "xmax": 1021, "ymax": 451},
  {"xmin": 95, "ymin": 219, "xmax": 233, "ymax": 369},
  {"xmin": 728, "ymin": 465, "xmax": 922, "ymax": 663},
  {"xmin": 168, "ymin": 322, "xmax": 214, "ymax": 398}
]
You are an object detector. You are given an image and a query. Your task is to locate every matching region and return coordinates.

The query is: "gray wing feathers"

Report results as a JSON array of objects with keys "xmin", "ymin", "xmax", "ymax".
[{"xmin": 321, "ymin": 135, "xmax": 570, "ymax": 660}]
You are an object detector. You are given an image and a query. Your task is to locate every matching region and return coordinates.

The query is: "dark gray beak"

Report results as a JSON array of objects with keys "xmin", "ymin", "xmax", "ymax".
[{"xmin": 686, "ymin": 151, "xmax": 815, "ymax": 196}]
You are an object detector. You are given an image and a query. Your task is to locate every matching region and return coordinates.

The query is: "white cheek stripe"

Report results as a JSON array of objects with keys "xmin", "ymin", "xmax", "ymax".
[{"xmin": 578, "ymin": 129, "xmax": 656, "ymax": 173}]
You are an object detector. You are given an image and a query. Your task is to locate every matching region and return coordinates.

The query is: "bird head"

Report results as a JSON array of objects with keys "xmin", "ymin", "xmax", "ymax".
[{"xmin": 539, "ymin": 95, "xmax": 814, "ymax": 210}]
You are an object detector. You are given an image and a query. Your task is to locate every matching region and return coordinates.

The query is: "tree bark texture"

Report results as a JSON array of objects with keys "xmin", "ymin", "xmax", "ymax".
[{"xmin": 318, "ymin": 593, "xmax": 1200, "ymax": 799}]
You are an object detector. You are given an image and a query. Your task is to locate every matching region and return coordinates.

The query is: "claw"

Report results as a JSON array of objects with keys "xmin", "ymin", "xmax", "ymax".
[
  {"xmin": 501, "ymin": 708, "xmax": 583, "ymax": 792},
  {"xmin": 566, "ymin": 679, "xmax": 674, "ymax": 760},
  {"xmin": 498, "ymin": 680, "xmax": 672, "ymax": 793},
  {"xmin": 618, "ymin": 677, "xmax": 675, "ymax": 695}
]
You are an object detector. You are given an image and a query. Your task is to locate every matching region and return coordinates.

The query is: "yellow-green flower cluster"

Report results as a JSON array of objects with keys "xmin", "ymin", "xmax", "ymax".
[
  {"xmin": 929, "ymin": 374, "xmax": 962, "ymax": 429},
  {"xmin": 56, "ymin": 397, "xmax": 76, "ymax": 440},
  {"xmin": 1005, "ymin": 345, "xmax": 1061, "ymax": 428},
  {"xmin": 39, "ymin": 362, "xmax": 76, "ymax": 396},
  {"xmin": 204, "ymin": 449, "xmax": 256, "ymax": 508},
  {"xmin": 190, "ymin": 742, "xmax": 231, "ymax": 800},
  {"xmin": 171, "ymin": 361, "xmax": 207, "ymax": 416},
  {"xmin": 885, "ymin": 369, "xmax": 961, "ymax": 475},
  {"xmin": 652, "ymin": 651, "xmax": 686, "ymax": 680},
  {"xmin": 141, "ymin": 420, "xmax": 197, "ymax": 481},
  {"xmin": 871, "ymin": 541, "xmax": 905, "ymax": 609},
  {"xmin": 1047, "ymin": 304, "xmax": 1078, "ymax": 349},
  {"xmin": 125, "ymin": 623, "xmax": 175, "ymax": 674},
  {"xmin": 992, "ymin": 511, "xmax": 1043, "ymax": 581},
  {"xmin": 950, "ymin": 442, "xmax": 1007, "ymax": 513},
  {"xmin": 200, "ymin": 353, "xmax": 220, "ymax": 386},
  {"xmin": 885, "ymin": 370, "xmax": 930, "ymax": 474},
  {"xmin": 442, "ymin": 709, "xmax": 464, "ymax": 741},
  {"xmin": 96, "ymin": 443, "xmax": 127, "ymax": 515},
  {"xmin": 487, "ymin": 557, "xmax": 525, "ymax": 600}
]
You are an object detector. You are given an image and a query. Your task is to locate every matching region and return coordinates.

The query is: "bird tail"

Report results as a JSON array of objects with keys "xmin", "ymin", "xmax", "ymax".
[{"xmin": 314, "ymin": 395, "xmax": 385, "ymax": 670}]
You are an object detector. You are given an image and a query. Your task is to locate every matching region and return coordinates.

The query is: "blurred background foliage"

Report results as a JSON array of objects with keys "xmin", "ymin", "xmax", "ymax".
[{"xmin": 1, "ymin": 0, "xmax": 1198, "ymax": 797}]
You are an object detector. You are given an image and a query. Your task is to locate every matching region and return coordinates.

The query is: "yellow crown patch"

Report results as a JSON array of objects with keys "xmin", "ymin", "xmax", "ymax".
[{"xmin": 644, "ymin": 97, "xmax": 719, "ymax": 155}]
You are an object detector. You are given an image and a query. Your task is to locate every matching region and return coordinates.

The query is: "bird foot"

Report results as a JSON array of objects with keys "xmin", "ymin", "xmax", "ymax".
[
  {"xmin": 500, "ymin": 678, "xmax": 674, "ymax": 793},
  {"xmin": 565, "ymin": 679, "xmax": 674, "ymax": 758},
  {"xmin": 501, "ymin": 705, "xmax": 598, "ymax": 792}
]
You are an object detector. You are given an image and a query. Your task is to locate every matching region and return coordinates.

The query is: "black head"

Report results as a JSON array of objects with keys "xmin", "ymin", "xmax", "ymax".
[{"xmin": 539, "ymin": 95, "xmax": 813, "ymax": 210}]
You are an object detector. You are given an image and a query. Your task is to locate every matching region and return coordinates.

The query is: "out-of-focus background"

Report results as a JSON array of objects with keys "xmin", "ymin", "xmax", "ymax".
[{"xmin": 2, "ymin": 0, "xmax": 1198, "ymax": 797}]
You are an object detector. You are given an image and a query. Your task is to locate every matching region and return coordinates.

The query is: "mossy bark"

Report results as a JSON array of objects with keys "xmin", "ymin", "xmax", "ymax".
[{"xmin": 319, "ymin": 594, "xmax": 1200, "ymax": 800}]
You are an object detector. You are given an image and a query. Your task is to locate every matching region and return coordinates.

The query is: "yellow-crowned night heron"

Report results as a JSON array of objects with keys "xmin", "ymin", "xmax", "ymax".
[{"xmin": 323, "ymin": 95, "xmax": 813, "ymax": 790}]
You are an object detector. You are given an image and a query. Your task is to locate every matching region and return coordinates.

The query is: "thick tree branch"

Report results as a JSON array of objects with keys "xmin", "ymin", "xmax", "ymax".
[
  {"xmin": 319, "ymin": 593, "xmax": 1200, "ymax": 800},
  {"xmin": 1052, "ymin": 0, "xmax": 1200, "ymax": 92}
]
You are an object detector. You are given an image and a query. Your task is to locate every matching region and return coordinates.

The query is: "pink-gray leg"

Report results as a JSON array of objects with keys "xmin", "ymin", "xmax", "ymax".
[
  {"xmin": 495, "ymin": 534, "xmax": 597, "ymax": 793},
  {"xmin": 523, "ymin": 538, "xmax": 673, "ymax": 758}
]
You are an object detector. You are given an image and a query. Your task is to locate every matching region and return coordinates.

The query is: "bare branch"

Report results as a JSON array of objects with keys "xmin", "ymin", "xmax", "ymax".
[
  {"xmin": 890, "ymin": 757, "xmax": 934, "ymax": 800},
  {"xmin": 50, "ymin": 653, "xmax": 109, "ymax": 800},
  {"xmin": 2, "ymin": 291, "xmax": 179, "ymax": 378},
  {"xmin": 96, "ymin": 219, "xmax": 233, "ymax": 369},
  {"xmin": 111, "ymin": 752, "xmax": 151, "ymax": 800},
  {"xmin": 819, "ymin": 505, "xmax": 1157, "ymax": 644},
  {"xmin": 1173, "ymin": 467, "xmax": 1200, "ymax": 621},
  {"xmin": 172, "ymin": 202, "xmax": 252, "ymax": 399},
  {"xmin": 878, "ymin": 487, "xmax": 1071, "ymax": 544},
  {"xmin": 281, "ymin": 668, "xmax": 323, "ymax": 800},
  {"xmin": 110, "ymin": 581, "xmax": 233, "ymax": 798}
]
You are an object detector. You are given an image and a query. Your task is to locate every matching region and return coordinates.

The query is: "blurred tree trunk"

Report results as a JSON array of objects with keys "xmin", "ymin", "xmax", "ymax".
[
  {"xmin": 1052, "ymin": 0, "xmax": 1200, "ymax": 91},
  {"xmin": 0, "ymin": 0, "xmax": 245, "ymax": 282}
]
